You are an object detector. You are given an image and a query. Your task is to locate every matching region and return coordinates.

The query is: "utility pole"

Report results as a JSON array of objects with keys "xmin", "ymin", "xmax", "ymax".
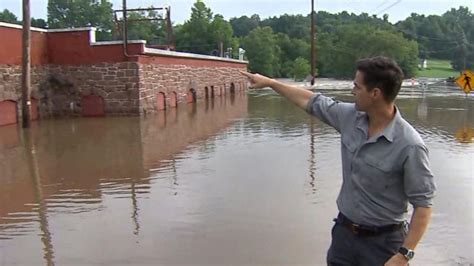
[
  {"xmin": 310, "ymin": 0, "xmax": 315, "ymax": 85},
  {"xmin": 122, "ymin": 0, "xmax": 129, "ymax": 56},
  {"xmin": 461, "ymin": 31, "xmax": 467, "ymax": 71},
  {"xmin": 21, "ymin": 0, "xmax": 31, "ymax": 128}
]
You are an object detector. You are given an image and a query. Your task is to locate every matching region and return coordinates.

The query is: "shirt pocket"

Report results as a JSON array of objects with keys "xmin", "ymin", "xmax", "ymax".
[{"xmin": 362, "ymin": 154, "xmax": 399, "ymax": 187}]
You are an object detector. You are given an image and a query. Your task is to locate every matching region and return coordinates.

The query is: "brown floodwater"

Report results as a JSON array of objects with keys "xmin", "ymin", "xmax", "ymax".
[{"xmin": 0, "ymin": 80, "xmax": 472, "ymax": 265}]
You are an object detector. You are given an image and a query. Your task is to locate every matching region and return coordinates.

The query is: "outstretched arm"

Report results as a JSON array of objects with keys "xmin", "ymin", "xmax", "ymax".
[{"xmin": 240, "ymin": 71, "xmax": 314, "ymax": 110}]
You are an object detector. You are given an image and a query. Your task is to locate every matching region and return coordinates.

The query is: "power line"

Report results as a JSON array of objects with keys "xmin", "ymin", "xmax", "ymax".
[
  {"xmin": 376, "ymin": 0, "xmax": 402, "ymax": 15},
  {"xmin": 370, "ymin": 0, "xmax": 392, "ymax": 14},
  {"xmin": 395, "ymin": 28, "xmax": 459, "ymax": 43}
]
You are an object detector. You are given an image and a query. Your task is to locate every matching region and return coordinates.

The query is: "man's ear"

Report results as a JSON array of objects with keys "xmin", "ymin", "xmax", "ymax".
[{"xmin": 372, "ymin": 87, "xmax": 383, "ymax": 99}]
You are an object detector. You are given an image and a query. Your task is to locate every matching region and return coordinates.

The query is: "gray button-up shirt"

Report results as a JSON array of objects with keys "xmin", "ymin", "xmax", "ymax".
[{"xmin": 306, "ymin": 93, "xmax": 436, "ymax": 226}]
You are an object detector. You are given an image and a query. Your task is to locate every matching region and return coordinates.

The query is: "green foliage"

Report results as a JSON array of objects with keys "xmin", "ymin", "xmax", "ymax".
[
  {"xmin": 0, "ymin": 8, "xmax": 47, "ymax": 28},
  {"xmin": 242, "ymin": 27, "xmax": 280, "ymax": 76},
  {"xmin": 47, "ymin": 0, "xmax": 114, "ymax": 40},
  {"xmin": 175, "ymin": 0, "xmax": 212, "ymax": 54},
  {"xmin": 444, "ymin": 7, "xmax": 474, "ymax": 70},
  {"xmin": 292, "ymin": 57, "xmax": 310, "ymax": 81},
  {"xmin": 229, "ymin": 15, "xmax": 260, "ymax": 37},
  {"xmin": 31, "ymin": 18, "xmax": 48, "ymax": 28},
  {"xmin": 276, "ymin": 33, "xmax": 310, "ymax": 77},
  {"xmin": 125, "ymin": 10, "xmax": 167, "ymax": 44},
  {"xmin": 0, "ymin": 9, "xmax": 18, "ymax": 24},
  {"xmin": 175, "ymin": 0, "xmax": 234, "ymax": 55},
  {"xmin": 396, "ymin": 6, "xmax": 473, "ymax": 70},
  {"xmin": 261, "ymin": 14, "xmax": 309, "ymax": 39},
  {"xmin": 232, "ymin": 10, "xmax": 418, "ymax": 78},
  {"xmin": 317, "ymin": 24, "xmax": 419, "ymax": 78},
  {"xmin": 210, "ymin": 15, "xmax": 233, "ymax": 49}
]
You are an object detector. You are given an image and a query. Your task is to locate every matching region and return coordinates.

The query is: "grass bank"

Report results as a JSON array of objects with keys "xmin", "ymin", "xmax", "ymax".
[{"xmin": 417, "ymin": 59, "xmax": 460, "ymax": 78}]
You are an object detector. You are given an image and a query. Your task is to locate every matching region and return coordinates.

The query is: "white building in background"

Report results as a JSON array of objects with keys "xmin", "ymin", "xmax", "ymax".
[
  {"xmin": 419, "ymin": 59, "xmax": 428, "ymax": 69},
  {"xmin": 239, "ymin": 48, "xmax": 246, "ymax": 61}
]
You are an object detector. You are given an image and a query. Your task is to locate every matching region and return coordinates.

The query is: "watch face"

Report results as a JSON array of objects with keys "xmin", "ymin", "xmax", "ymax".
[{"xmin": 399, "ymin": 247, "xmax": 415, "ymax": 260}]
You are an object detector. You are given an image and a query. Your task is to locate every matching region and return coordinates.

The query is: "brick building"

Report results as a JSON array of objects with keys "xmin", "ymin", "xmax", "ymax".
[{"xmin": 0, "ymin": 22, "xmax": 248, "ymax": 126}]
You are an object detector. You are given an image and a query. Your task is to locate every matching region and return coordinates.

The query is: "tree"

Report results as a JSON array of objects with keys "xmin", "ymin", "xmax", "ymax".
[
  {"xmin": 242, "ymin": 27, "xmax": 280, "ymax": 76},
  {"xmin": 175, "ymin": 0, "xmax": 213, "ymax": 54},
  {"xmin": 261, "ymin": 14, "xmax": 309, "ymax": 39},
  {"xmin": 443, "ymin": 7, "xmax": 473, "ymax": 70},
  {"xmin": 230, "ymin": 15, "xmax": 260, "ymax": 37},
  {"xmin": 292, "ymin": 57, "xmax": 311, "ymax": 81},
  {"xmin": 125, "ymin": 9, "xmax": 167, "ymax": 44},
  {"xmin": 275, "ymin": 33, "xmax": 310, "ymax": 77},
  {"xmin": 210, "ymin": 14, "xmax": 234, "ymax": 52},
  {"xmin": 175, "ymin": 0, "xmax": 234, "ymax": 56},
  {"xmin": 31, "ymin": 18, "xmax": 48, "ymax": 28},
  {"xmin": 396, "ymin": 6, "xmax": 473, "ymax": 67},
  {"xmin": 317, "ymin": 24, "xmax": 418, "ymax": 78},
  {"xmin": 0, "ymin": 9, "xmax": 18, "ymax": 24},
  {"xmin": 47, "ymin": 0, "xmax": 114, "ymax": 40}
]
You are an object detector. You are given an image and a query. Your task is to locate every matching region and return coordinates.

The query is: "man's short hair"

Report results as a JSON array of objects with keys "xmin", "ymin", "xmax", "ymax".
[{"xmin": 356, "ymin": 57, "xmax": 404, "ymax": 102}]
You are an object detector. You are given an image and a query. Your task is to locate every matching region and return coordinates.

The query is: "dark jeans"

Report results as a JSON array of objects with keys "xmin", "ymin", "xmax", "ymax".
[{"xmin": 327, "ymin": 220, "xmax": 408, "ymax": 266}]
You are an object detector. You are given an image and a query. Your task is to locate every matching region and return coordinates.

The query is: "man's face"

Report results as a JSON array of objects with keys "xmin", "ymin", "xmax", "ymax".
[{"xmin": 352, "ymin": 71, "xmax": 373, "ymax": 111}]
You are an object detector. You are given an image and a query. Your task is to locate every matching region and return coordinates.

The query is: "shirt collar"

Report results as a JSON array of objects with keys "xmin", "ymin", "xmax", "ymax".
[
  {"xmin": 378, "ymin": 106, "xmax": 401, "ymax": 143},
  {"xmin": 355, "ymin": 106, "xmax": 402, "ymax": 143}
]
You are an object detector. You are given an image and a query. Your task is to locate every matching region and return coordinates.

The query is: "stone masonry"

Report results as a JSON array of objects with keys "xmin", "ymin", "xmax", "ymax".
[
  {"xmin": 139, "ymin": 63, "xmax": 247, "ymax": 113},
  {"xmin": 0, "ymin": 62, "xmax": 141, "ymax": 117}
]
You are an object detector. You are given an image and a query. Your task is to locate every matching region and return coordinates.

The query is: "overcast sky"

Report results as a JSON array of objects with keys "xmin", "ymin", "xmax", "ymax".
[{"xmin": 1, "ymin": 0, "xmax": 472, "ymax": 24}]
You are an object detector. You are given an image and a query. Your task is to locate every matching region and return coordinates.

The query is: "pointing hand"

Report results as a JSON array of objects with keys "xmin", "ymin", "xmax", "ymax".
[{"xmin": 240, "ymin": 71, "xmax": 274, "ymax": 89}]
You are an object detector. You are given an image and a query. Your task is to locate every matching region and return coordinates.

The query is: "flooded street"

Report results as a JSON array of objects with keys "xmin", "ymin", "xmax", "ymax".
[{"xmin": 0, "ymin": 80, "xmax": 473, "ymax": 265}]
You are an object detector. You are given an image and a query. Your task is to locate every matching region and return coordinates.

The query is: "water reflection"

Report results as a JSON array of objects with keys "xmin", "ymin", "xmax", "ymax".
[
  {"xmin": 455, "ymin": 126, "xmax": 474, "ymax": 143},
  {"xmin": 23, "ymin": 130, "xmax": 55, "ymax": 265},
  {"xmin": 0, "ymin": 93, "xmax": 247, "ymax": 264},
  {"xmin": 308, "ymin": 119, "xmax": 317, "ymax": 194}
]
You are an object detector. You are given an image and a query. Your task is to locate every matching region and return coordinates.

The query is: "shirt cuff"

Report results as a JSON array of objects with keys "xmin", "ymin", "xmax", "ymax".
[{"xmin": 305, "ymin": 93, "xmax": 321, "ymax": 114}]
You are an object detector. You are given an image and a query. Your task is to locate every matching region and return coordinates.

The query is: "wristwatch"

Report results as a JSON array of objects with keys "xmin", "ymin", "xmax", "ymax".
[{"xmin": 398, "ymin": 246, "xmax": 415, "ymax": 261}]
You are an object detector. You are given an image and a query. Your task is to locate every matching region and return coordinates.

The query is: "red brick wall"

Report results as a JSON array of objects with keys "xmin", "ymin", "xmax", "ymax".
[
  {"xmin": 47, "ymin": 31, "xmax": 144, "ymax": 65},
  {"xmin": 0, "ymin": 25, "xmax": 49, "ymax": 65},
  {"xmin": 0, "ymin": 24, "xmax": 145, "ymax": 65}
]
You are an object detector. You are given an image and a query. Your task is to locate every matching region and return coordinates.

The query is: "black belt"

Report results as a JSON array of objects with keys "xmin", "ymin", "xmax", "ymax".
[{"xmin": 334, "ymin": 213, "xmax": 403, "ymax": 237}]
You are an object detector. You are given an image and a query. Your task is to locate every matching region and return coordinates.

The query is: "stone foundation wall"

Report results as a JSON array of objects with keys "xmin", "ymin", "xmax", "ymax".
[
  {"xmin": 0, "ymin": 64, "xmax": 49, "ymax": 121},
  {"xmin": 139, "ymin": 63, "xmax": 248, "ymax": 113},
  {"xmin": 1, "ymin": 61, "xmax": 248, "ymax": 120},
  {"xmin": 0, "ymin": 62, "xmax": 141, "ymax": 118},
  {"xmin": 46, "ymin": 62, "xmax": 140, "ymax": 116}
]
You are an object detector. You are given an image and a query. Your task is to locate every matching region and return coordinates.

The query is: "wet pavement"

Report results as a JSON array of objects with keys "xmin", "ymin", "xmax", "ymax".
[{"xmin": 0, "ymin": 80, "xmax": 472, "ymax": 265}]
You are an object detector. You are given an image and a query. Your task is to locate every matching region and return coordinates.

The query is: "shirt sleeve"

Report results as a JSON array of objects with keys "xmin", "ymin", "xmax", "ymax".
[
  {"xmin": 305, "ymin": 93, "xmax": 352, "ymax": 132},
  {"xmin": 403, "ymin": 144, "xmax": 437, "ymax": 207}
]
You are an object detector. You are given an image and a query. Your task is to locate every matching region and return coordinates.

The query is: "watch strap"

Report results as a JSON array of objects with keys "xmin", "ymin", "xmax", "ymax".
[{"xmin": 398, "ymin": 246, "xmax": 415, "ymax": 261}]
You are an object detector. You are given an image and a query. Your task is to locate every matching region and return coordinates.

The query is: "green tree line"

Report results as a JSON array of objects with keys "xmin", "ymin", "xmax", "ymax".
[{"xmin": 1, "ymin": 1, "xmax": 472, "ymax": 78}]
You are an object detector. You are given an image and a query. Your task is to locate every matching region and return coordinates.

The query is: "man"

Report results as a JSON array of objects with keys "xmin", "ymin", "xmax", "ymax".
[
  {"xmin": 463, "ymin": 73, "xmax": 472, "ymax": 92},
  {"xmin": 241, "ymin": 56, "xmax": 436, "ymax": 266}
]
